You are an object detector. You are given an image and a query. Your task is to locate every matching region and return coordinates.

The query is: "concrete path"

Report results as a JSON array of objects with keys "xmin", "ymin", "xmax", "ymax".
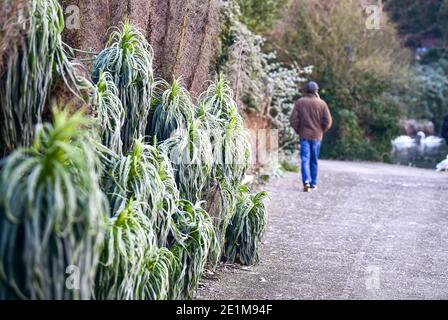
[{"xmin": 197, "ymin": 160, "xmax": 448, "ymax": 300}]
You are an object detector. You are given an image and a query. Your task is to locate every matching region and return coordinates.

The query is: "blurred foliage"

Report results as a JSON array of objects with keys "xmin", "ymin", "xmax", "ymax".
[
  {"xmin": 268, "ymin": 0, "xmax": 410, "ymax": 160},
  {"xmin": 236, "ymin": 0, "xmax": 289, "ymax": 33},
  {"xmin": 218, "ymin": 0, "xmax": 447, "ymax": 161},
  {"xmin": 384, "ymin": 0, "xmax": 448, "ymax": 136},
  {"xmin": 402, "ymin": 58, "xmax": 448, "ymax": 133},
  {"xmin": 384, "ymin": 0, "xmax": 448, "ymax": 48},
  {"xmin": 280, "ymin": 160, "xmax": 298, "ymax": 173},
  {"xmin": 419, "ymin": 47, "xmax": 448, "ymax": 65},
  {"xmin": 216, "ymin": 1, "xmax": 310, "ymax": 149}
]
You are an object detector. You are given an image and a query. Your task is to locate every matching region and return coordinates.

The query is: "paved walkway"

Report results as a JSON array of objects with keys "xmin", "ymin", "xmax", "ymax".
[{"xmin": 198, "ymin": 160, "xmax": 448, "ymax": 299}]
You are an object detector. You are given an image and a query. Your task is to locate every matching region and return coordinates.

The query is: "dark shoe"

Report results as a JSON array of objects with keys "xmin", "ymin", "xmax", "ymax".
[
  {"xmin": 303, "ymin": 183, "xmax": 311, "ymax": 192},
  {"xmin": 310, "ymin": 185, "xmax": 318, "ymax": 191}
]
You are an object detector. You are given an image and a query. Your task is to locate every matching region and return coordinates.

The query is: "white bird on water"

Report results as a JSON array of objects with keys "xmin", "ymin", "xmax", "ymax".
[
  {"xmin": 416, "ymin": 131, "xmax": 445, "ymax": 149},
  {"xmin": 436, "ymin": 155, "xmax": 448, "ymax": 172},
  {"xmin": 391, "ymin": 135, "xmax": 416, "ymax": 150}
]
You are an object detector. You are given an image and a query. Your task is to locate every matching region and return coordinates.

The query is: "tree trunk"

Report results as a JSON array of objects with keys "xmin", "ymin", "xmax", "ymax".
[{"xmin": 0, "ymin": 0, "xmax": 27, "ymax": 75}]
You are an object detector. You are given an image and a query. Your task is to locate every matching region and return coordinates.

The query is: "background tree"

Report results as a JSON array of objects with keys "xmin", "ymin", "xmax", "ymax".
[
  {"xmin": 384, "ymin": 0, "xmax": 448, "ymax": 134},
  {"xmin": 384, "ymin": 0, "xmax": 448, "ymax": 48},
  {"xmin": 236, "ymin": 0, "xmax": 289, "ymax": 33},
  {"xmin": 269, "ymin": 0, "xmax": 411, "ymax": 160}
]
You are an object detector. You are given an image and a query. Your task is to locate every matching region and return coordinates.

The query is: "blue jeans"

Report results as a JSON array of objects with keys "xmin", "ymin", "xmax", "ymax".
[{"xmin": 300, "ymin": 139, "xmax": 321, "ymax": 186}]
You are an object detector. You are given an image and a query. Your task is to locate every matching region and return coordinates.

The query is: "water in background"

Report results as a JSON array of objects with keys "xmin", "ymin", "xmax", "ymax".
[{"xmin": 391, "ymin": 143, "xmax": 448, "ymax": 169}]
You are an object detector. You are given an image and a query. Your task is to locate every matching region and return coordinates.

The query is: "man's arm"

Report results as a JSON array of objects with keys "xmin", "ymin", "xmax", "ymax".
[
  {"xmin": 321, "ymin": 101, "xmax": 333, "ymax": 132},
  {"xmin": 290, "ymin": 102, "xmax": 301, "ymax": 134}
]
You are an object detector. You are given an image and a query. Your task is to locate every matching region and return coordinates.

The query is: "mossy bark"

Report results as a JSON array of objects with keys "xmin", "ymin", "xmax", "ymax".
[
  {"xmin": 59, "ymin": 0, "xmax": 221, "ymax": 96},
  {"xmin": 0, "ymin": 0, "xmax": 27, "ymax": 75}
]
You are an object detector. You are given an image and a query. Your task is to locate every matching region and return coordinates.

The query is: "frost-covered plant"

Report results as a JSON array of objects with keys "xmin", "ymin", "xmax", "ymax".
[
  {"xmin": 169, "ymin": 200, "xmax": 219, "ymax": 299},
  {"xmin": 96, "ymin": 138, "xmax": 181, "ymax": 300},
  {"xmin": 198, "ymin": 77, "xmax": 236, "ymax": 118},
  {"xmin": 92, "ymin": 72, "xmax": 125, "ymax": 155},
  {"xmin": 104, "ymin": 139, "xmax": 176, "ymax": 247},
  {"xmin": 140, "ymin": 247, "xmax": 179, "ymax": 300},
  {"xmin": 409, "ymin": 61, "xmax": 448, "ymax": 131},
  {"xmin": 95, "ymin": 199, "xmax": 156, "ymax": 300},
  {"xmin": 148, "ymin": 78, "xmax": 195, "ymax": 142},
  {"xmin": 263, "ymin": 52, "xmax": 312, "ymax": 149},
  {"xmin": 0, "ymin": 0, "xmax": 91, "ymax": 153},
  {"xmin": 159, "ymin": 118, "xmax": 214, "ymax": 203},
  {"xmin": 92, "ymin": 21, "xmax": 154, "ymax": 153},
  {"xmin": 0, "ymin": 110, "xmax": 107, "ymax": 299},
  {"xmin": 221, "ymin": 105, "xmax": 252, "ymax": 184},
  {"xmin": 196, "ymin": 77, "xmax": 252, "ymax": 259},
  {"xmin": 223, "ymin": 185, "xmax": 269, "ymax": 265},
  {"xmin": 198, "ymin": 77, "xmax": 251, "ymax": 185},
  {"xmin": 95, "ymin": 199, "xmax": 178, "ymax": 300}
]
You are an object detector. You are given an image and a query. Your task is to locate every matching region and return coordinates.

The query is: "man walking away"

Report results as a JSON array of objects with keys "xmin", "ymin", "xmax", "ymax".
[
  {"xmin": 290, "ymin": 81, "xmax": 332, "ymax": 192},
  {"xmin": 442, "ymin": 114, "xmax": 448, "ymax": 144}
]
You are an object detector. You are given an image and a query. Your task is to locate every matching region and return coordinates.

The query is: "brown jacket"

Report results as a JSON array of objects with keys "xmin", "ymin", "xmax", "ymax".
[{"xmin": 290, "ymin": 94, "xmax": 333, "ymax": 140}]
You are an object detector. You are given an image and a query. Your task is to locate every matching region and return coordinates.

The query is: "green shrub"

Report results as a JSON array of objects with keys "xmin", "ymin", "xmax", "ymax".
[
  {"xmin": 148, "ymin": 78, "xmax": 195, "ymax": 143},
  {"xmin": 92, "ymin": 20, "xmax": 154, "ymax": 153},
  {"xmin": 197, "ymin": 78, "xmax": 252, "ymax": 253},
  {"xmin": 384, "ymin": 0, "xmax": 448, "ymax": 48},
  {"xmin": 323, "ymin": 109, "xmax": 378, "ymax": 160},
  {"xmin": 96, "ymin": 199, "xmax": 157, "ymax": 300},
  {"xmin": 237, "ymin": 0, "xmax": 289, "ymax": 33},
  {"xmin": 280, "ymin": 160, "xmax": 298, "ymax": 173},
  {"xmin": 407, "ymin": 59, "xmax": 448, "ymax": 132},
  {"xmin": 0, "ymin": 110, "xmax": 107, "ymax": 299},
  {"xmin": 223, "ymin": 185, "xmax": 268, "ymax": 265},
  {"xmin": 92, "ymin": 72, "xmax": 125, "ymax": 156},
  {"xmin": 169, "ymin": 200, "xmax": 219, "ymax": 299},
  {"xmin": 104, "ymin": 139, "xmax": 176, "ymax": 247},
  {"xmin": 0, "ymin": 0, "xmax": 90, "ymax": 153}
]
